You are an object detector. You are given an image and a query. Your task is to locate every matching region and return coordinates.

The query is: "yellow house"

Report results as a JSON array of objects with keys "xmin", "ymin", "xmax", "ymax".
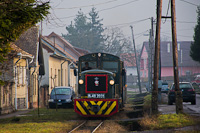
[
  {"xmin": 41, "ymin": 35, "xmax": 78, "ymax": 91},
  {"xmin": 0, "ymin": 44, "xmax": 33, "ymax": 114},
  {"xmin": 14, "ymin": 26, "xmax": 40, "ymax": 109}
]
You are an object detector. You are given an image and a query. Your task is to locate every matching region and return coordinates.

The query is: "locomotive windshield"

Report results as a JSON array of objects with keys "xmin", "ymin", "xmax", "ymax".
[
  {"xmin": 102, "ymin": 61, "xmax": 118, "ymax": 72},
  {"xmin": 81, "ymin": 61, "xmax": 97, "ymax": 71}
]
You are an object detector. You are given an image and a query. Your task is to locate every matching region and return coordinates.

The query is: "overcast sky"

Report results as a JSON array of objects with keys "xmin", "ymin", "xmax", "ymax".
[{"xmin": 41, "ymin": 0, "xmax": 199, "ymax": 49}]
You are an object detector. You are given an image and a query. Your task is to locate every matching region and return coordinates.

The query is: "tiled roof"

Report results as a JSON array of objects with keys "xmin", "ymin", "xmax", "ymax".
[
  {"xmin": 141, "ymin": 41, "xmax": 200, "ymax": 67},
  {"xmin": 73, "ymin": 47, "xmax": 90, "ymax": 56},
  {"xmin": 14, "ymin": 26, "xmax": 38, "ymax": 66},
  {"xmin": 47, "ymin": 32, "xmax": 81, "ymax": 59},
  {"xmin": 10, "ymin": 43, "xmax": 32, "ymax": 57}
]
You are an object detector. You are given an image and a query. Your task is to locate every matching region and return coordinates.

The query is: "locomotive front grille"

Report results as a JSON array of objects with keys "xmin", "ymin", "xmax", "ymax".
[{"xmin": 85, "ymin": 74, "xmax": 108, "ymax": 93}]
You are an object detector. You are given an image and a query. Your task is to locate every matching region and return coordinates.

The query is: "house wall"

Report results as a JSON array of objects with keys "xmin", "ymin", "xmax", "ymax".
[
  {"xmin": 14, "ymin": 58, "xmax": 29, "ymax": 109},
  {"xmin": 161, "ymin": 66, "xmax": 200, "ymax": 77},
  {"xmin": 0, "ymin": 83, "xmax": 15, "ymax": 114},
  {"xmin": 40, "ymin": 48, "xmax": 50, "ymax": 87},
  {"xmin": 70, "ymin": 69, "xmax": 77, "ymax": 92},
  {"xmin": 49, "ymin": 56, "xmax": 69, "ymax": 93},
  {"xmin": 140, "ymin": 46, "xmax": 149, "ymax": 78},
  {"xmin": 29, "ymin": 66, "xmax": 39, "ymax": 108}
]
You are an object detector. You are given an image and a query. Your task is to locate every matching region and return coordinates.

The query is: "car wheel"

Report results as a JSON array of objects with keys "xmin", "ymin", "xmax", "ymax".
[
  {"xmin": 168, "ymin": 99, "xmax": 173, "ymax": 105},
  {"xmin": 191, "ymin": 100, "xmax": 196, "ymax": 105}
]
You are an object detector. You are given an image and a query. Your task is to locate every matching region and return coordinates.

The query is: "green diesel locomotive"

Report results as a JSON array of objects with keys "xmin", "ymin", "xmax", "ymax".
[{"xmin": 74, "ymin": 53, "xmax": 126, "ymax": 117}]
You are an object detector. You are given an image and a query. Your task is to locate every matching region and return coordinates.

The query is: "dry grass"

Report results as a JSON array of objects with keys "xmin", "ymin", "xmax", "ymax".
[
  {"xmin": 110, "ymin": 104, "xmax": 133, "ymax": 120},
  {"xmin": 96, "ymin": 120, "xmax": 128, "ymax": 133}
]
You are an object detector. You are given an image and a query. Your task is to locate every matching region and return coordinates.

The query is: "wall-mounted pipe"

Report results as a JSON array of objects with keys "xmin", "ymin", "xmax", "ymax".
[
  {"xmin": 61, "ymin": 59, "xmax": 67, "ymax": 86},
  {"xmin": 14, "ymin": 53, "xmax": 22, "ymax": 110}
]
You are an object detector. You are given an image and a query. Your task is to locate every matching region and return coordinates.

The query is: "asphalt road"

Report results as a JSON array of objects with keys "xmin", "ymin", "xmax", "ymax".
[
  {"xmin": 183, "ymin": 94, "xmax": 200, "ymax": 115},
  {"xmin": 159, "ymin": 94, "xmax": 200, "ymax": 115}
]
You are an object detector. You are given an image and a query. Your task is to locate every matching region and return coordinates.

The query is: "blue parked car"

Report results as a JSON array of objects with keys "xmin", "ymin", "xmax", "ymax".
[
  {"xmin": 48, "ymin": 86, "xmax": 75, "ymax": 108},
  {"xmin": 161, "ymin": 82, "xmax": 169, "ymax": 93}
]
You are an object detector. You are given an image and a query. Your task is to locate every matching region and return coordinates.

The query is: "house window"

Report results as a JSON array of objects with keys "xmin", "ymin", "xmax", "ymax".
[
  {"xmin": 65, "ymin": 69, "xmax": 67, "ymax": 86},
  {"xmin": 22, "ymin": 67, "xmax": 26, "ymax": 85},
  {"xmin": 19, "ymin": 67, "xmax": 22, "ymax": 85},
  {"xmin": 34, "ymin": 75, "xmax": 37, "ymax": 95},
  {"xmin": 140, "ymin": 71, "xmax": 143, "ymax": 77},
  {"xmin": 185, "ymin": 71, "xmax": 191, "ymax": 76},
  {"xmin": 55, "ymin": 69, "xmax": 57, "ymax": 86},
  {"xmin": 58, "ymin": 69, "xmax": 61, "ymax": 86},
  {"xmin": 51, "ymin": 68, "xmax": 53, "ymax": 89},
  {"xmin": 146, "ymin": 59, "xmax": 148, "ymax": 69},
  {"xmin": 178, "ymin": 43, "xmax": 180, "ymax": 51},
  {"xmin": 140, "ymin": 59, "xmax": 144, "ymax": 69},
  {"xmin": 17, "ymin": 67, "xmax": 20, "ymax": 84},
  {"xmin": 9, "ymin": 84, "xmax": 12, "ymax": 104},
  {"xmin": 16, "ymin": 66, "xmax": 26, "ymax": 85},
  {"xmin": 3, "ymin": 86, "xmax": 5, "ymax": 104},
  {"xmin": 167, "ymin": 43, "xmax": 170, "ymax": 53}
]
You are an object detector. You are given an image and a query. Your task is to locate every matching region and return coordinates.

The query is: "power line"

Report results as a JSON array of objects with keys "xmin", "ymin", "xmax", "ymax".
[
  {"xmin": 104, "ymin": 18, "xmax": 150, "ymax": 27},
  {"xmin": 54, "ymin": 0, "xmax": 119, "ymax": 10},
  {"xmin": 162, "ymin": 19, "xmax": 196, "ymax": 24},
  {"xmin": 99, "ymin": 0, "xmax": 142, "ymax": 12},
  {"xmin": 178, "ymin": 0, "xmax": 199, "ymax": 7},
  {"xmin": 176, "ymin": 20, "xmax": 196, "ymax": 24},
  {"xmin": 48, "ymin": 0, "xmax": 143, "ymax": 21},
  {"xmin": 161, "ymin": 32, "xmax": 193, "ymax": 38},
  {"xmin": 162, "ymin": 0, "xmax": 171, "ymax": 24}
]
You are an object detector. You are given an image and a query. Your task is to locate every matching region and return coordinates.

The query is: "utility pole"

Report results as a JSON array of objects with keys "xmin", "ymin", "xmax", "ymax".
[
  {"xmin": 152, "ymin": 0, "xmax": 162, "ymax": 115},
  {"xmin": 130, "ymin": 26, "xmax": 142, "ymax": 94},
  {"xmin": 171, "ymin": 0, "xmax": 183, "ymax": 114},
  {"xmin": 149, "ymin": 17, "xmax": 154, "ymax": 92}
]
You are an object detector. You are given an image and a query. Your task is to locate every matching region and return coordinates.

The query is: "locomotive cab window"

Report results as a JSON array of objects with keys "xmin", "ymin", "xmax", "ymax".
[
  {"xmin": 103, "ymin": 62, "xmax": 118, "ymax": 72},
  {"xmin": 81, "ymin": 61, "xmax": 97, "ymax": 71}
]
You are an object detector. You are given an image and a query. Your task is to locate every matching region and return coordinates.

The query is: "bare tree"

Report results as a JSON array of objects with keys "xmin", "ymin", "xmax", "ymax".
[{"xmin": 102, "ymin": 27, "xmax": 133, "ymax": 56}]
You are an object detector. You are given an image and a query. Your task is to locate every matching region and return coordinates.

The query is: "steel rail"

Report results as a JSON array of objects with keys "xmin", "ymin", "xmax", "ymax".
[
  {"xmin": 68, "ymin": 121, "xmax": 87, "ymax": 133},
  {"xmin": 92, "ymin": 121, "xmax": 104, "ymax": 133}
]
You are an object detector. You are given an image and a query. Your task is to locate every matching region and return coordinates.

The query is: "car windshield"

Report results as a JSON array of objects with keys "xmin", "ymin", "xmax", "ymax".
[
  {"xmin": 162, "ymin": 83, "xmax": 168, "ymax": 85},
  {"xmin": 172, "ymin": 83, "xmax": 192, "ymax": 90},
  {"xmin": 51, "ymin": 88, "xmax": 71, "ymax": 95}
]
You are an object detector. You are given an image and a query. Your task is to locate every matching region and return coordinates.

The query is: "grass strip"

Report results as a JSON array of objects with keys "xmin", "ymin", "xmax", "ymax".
[{"xmin": 140, "ymin": 113, "xmax": 196, "ymax": 130}]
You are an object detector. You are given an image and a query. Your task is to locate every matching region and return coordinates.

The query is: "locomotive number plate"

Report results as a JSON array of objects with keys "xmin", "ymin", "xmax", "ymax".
[{"xmin": 87, "ymin": 93, "xmax": 105, "ymax": 98}]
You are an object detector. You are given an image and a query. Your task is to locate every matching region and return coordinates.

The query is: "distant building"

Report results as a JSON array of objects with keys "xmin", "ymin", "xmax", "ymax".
[
  {"xmin": 140, "ymin": 41, "xmax": 200, "ymax": 81},
  {"xmin": 120, "ymin": 53, "xmax": 137, "ymax": 76},
  {"xmin": 120, "ymin": 53, "xmax": 138, "ymax": 85}
]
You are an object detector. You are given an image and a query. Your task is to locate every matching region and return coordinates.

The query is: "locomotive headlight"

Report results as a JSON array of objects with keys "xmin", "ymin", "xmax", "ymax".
[
  {"xmin": 109, "ymin": 80, "xmax": 115, "ymax": 85},
  {"xmin": 79, "ymin": 79, "xmax": 84, "ymax": 84}
]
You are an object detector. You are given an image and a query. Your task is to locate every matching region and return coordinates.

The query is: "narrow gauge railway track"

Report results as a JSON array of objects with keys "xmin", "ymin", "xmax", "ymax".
[{"xmin": 69, "ymin": 120, "xmax": 103, "ymax": 133}]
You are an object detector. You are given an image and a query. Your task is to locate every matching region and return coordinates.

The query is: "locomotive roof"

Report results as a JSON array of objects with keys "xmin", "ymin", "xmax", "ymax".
[{"xmin": 79, "ymin": 53, "xmax": 120, "ymax": 61}]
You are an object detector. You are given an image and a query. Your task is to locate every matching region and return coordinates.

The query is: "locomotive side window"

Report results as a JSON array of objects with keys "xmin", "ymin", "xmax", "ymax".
[
  {"xmin": 81, "ymin": 61, "xmax": 97, "ymax": 71},
  {"xmin": 102, "ymin": 62, "xmax": 118, "ymax": 72}
]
